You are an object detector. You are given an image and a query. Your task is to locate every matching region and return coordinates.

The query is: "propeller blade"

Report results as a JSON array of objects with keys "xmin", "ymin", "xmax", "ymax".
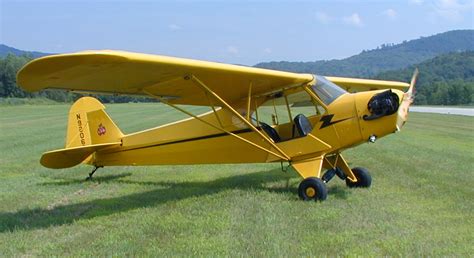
[
  {"xmin": 407, "ymin": 68, "xmax": 419, "ymax": 96},
  {"xmin": 396, "ymin": 68, "xmax": 418, "ymax": 130}
]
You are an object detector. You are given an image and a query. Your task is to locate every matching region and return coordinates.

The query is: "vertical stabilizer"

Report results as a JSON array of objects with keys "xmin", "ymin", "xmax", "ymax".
[{"xmin": 66, "ymin": 97, "xmax": 123, "ymax": 148}]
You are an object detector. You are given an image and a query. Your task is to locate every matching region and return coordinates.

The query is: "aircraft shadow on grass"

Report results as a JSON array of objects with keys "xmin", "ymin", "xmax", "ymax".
[
  {"xmin": 0, "ymin": 169, "xmax": 350, "ymax": 232},
  {"xmin": 39, "ymin": 173, "xmax": 133, "ymax": 186}
]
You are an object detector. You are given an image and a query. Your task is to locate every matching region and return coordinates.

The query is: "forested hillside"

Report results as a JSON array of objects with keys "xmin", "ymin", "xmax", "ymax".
[
  {"xmin": 0, "ymin": 44, "xmax": 50, "ymax": 58},
  {"xmin": 376, "ymin": 51, "xmax": 473, "ymax": 105},
  {"xmin": 0, "ymin": 55, "xmax": 31, "ymax": 98},
  {"xmin": 255, "ymin": 30, "xmax": 474, "ymax": 77},
  {"xmin": 1, "ymin": 30, "xmax": 473, "ymax": 105}
]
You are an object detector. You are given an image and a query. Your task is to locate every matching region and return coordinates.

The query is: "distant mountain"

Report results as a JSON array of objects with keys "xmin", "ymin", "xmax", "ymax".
[
  {"xmin": 1, "ymin": 31, "xmax": 473, "ymax": 105},
  {"xmin": 376, "ymin": 51, "xmax": 474, "ymax": 105},
  {"xmin": 255, "ymin": 30, "xmax": 474, "ymax": 77},
  {"xmin": 0, "ymin": 44, "xmax": 51, "ymax": 58}
]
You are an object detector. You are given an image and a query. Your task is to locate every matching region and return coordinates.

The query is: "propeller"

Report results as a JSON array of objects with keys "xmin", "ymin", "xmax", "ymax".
[{"xmin": 396, "ymin": 68, "xmax": 419, "ymax": 131}]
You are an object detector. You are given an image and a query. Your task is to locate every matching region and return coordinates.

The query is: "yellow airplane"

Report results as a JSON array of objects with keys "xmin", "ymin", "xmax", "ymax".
[{"xmin": 17, "ymin": 50, "xmax": 417, "ymax": 201}]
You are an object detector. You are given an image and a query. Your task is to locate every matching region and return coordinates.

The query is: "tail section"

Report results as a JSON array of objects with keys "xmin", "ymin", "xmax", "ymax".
[
  {"xmin": 41, "ymin": 97, "xmax": 123, "ymax": 169},
  {"xmin": 66, "ymin": 97, "xmax": 123, "ymax": 148}
]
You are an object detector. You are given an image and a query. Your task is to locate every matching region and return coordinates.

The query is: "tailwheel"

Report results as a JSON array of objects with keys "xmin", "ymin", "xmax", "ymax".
[
  {"xmin": 346, "ymin": 167, "xmax": 372, "ymax": 188},
  {"xmin": 298, "ymin": 177, "xmax": 327, "ymax": 201}
]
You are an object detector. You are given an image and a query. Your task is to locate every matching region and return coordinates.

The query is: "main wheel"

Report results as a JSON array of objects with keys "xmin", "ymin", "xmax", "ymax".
[
  {"xmin": 298, "ymin": 177, "xmax": 327, "ymax": 201},
  {"xmin": 346, "ymin": 167, "xmax": 372, "ymax": 188}
]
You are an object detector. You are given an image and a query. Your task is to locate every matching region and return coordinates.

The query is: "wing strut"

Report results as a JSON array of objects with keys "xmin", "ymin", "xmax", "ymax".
[
  {"xmin": 143, "ymin": 90, "xmax": 289, "ymax": 161},
  {"xmin": 204, "ymin": 91, "xmax": 223, "ymax": 127},
  {"xmin": 189, "ymin": 75, "xmax": 291, "ymax": 161},
  {"xmin": 246, "ymin": 82, "xmax": 252, "ymax": 122}
]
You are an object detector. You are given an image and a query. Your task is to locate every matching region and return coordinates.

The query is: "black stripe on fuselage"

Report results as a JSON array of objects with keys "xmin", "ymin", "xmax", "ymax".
[{"xmin": 120, "ymin": 128, "xmax": 255, "ymax": 153}]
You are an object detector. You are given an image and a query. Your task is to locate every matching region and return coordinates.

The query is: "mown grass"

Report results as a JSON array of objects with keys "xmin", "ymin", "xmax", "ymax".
[{"xmin": 0, "ymin": 103, "xmax": 473, "ymax": 256}]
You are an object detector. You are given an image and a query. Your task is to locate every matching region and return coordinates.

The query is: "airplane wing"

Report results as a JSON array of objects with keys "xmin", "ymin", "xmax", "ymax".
[
  {"xmin": 326, "ymin": 76, "xmax": 409, "ymax": 92},
  {"xmin": 17, "ymin": 50, "xmax": 314, "ymax": 105}
]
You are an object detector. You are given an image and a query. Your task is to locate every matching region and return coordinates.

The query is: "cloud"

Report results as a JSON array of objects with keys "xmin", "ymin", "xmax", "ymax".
[
  {"xmin": 168, "ymin": 24, "xmax": 182, "ymax": 31},
  {"xmin": 263, "ymin": 48, "xmax": 272, "ymax": 54},
  {"xmin": 433, "ymin": 0, "xmax": 473, "ymax": 22},
  {"xmin": 226, "ymin": 46, "xmax": 239, "ymax": 55},
  {"xmin": 409, "ymin": 0, "xmax": 424, "ymax": 5},
  {"xmin": 382, "ymin": 9, "xmax": 397, "ymax": 20},
  {"xmin": 343, "ymin": 13, "xmax": 363, "ymax": 27},
  {"xmin": 315, "ymin": 12, "xmax": 332, "ymax": 24}
]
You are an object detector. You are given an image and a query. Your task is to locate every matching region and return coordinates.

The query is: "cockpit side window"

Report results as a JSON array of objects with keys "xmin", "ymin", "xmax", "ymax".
[{"xmin": 252, "ymin": 88, "xmax": 325, "ymax": 126}]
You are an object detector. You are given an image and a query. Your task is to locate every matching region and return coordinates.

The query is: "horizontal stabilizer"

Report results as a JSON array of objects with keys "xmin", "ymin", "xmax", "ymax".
[{"xmin": 40, "ymin": 142, "xmax": 121, "ymax": 169}]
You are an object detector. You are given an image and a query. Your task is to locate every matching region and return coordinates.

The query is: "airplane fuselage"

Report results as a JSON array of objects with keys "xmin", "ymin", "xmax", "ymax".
[{"xmin": 93, "ymin": 88, "xmax": 404, "ymax": 170}]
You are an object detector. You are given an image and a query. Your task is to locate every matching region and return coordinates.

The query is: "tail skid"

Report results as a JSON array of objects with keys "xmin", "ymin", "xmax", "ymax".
[{"xmin": 41, "ymin": 97, "xmax": 123, "ymax": 169}]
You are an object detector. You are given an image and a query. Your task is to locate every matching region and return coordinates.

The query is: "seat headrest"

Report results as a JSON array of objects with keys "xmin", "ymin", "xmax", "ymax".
[{"xmin": 294, "ymin": 114, "xmax": 312, "ymax": 137}]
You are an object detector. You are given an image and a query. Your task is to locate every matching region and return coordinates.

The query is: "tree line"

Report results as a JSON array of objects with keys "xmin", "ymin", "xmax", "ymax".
[
  {"xmin": 1, "ymin": 51, "xmax": 473, "ymax": 105},
  {"xmin": 0, "ymin": 54, "xmax": 155, "ymax": 103}
]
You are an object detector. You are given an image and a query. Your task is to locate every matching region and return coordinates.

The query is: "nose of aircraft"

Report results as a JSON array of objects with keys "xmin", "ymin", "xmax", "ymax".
[{"xmin": 396, "ymin": 69, "xmax": 419, "ymax": 130}]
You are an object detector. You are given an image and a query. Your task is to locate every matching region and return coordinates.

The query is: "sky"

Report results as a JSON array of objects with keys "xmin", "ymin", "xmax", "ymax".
[{"xmin": 1, "ymin": 0, "xmax": 473, "ymax": 65}]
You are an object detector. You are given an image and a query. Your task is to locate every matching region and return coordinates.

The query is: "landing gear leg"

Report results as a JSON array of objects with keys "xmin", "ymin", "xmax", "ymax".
[
  {"xmin": 324, "ymin": 153, "xmax": 372, "ymax": 187},
  {"xmin": 321, "ymin": 167, "xmax": 346, "ymax": 183},
  {"xmin": 323, "ymin": 153, "xmax": 357, "ymax": 183},
  {"xmin": 86, "ymin": 166, "xmax": 103, "ymax": 181}
]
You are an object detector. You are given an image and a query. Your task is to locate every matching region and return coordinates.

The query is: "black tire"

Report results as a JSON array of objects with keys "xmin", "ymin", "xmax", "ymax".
[
  {"xmin": 346, "ymin": 167, "xmax": 372, "ymax": 188},
  {"xmin": 298, "ymin": 177, "xmax": 328, "ymax": 201}
]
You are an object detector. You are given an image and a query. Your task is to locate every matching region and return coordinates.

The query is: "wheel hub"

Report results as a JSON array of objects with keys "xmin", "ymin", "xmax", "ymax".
[{"xmin": 305, "ymin": 187, "xmax": 316, "ymax": 198}]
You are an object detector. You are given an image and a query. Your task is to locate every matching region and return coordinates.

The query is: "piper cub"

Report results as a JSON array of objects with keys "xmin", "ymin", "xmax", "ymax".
[{"xmin": 17, "ymin": 50, "xmax": 417, "ymax": 201}]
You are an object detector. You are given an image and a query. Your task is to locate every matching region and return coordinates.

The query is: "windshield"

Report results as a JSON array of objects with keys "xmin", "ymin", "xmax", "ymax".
[{"xmin": 311, "ymin": 75, "xmax": 347, "ymax": 105}]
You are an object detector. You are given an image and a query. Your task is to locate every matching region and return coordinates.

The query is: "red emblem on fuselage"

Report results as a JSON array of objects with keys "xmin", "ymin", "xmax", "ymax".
[{"xmin": 97, "ymin": 123, "xmax": 106, "ymax": 136}]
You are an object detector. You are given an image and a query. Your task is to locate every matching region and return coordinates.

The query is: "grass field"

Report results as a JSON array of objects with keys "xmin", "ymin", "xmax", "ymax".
[{"xmin": 0, "ymin": 103, "xmax": 473, "ymax": 256}]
